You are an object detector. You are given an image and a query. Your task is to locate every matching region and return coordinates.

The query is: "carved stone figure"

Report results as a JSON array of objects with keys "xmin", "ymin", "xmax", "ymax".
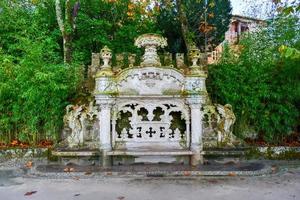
[
  {"xmin": 216, "ymin": 104, "xmax": 237, "ymax": 146},
  {"xmin": 63, "ymin": 105, "xmax": 84, "ymax": 148},
  {"xmin": 62, "ymin": 102, "xmax": 99, "ymax": 148}
]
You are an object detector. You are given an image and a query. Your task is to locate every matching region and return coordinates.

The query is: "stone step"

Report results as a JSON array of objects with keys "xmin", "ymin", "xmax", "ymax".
[
  {"xmin": 202, "ymin": 148, "xmax": 248, "ymax": 156},
  {"xmin": 107, "ymin": 150, "xmax": 194, "ymax": 156},
  {"xmin": 52, "ymin": 150, "xmax": 100, "ymax": 157}
]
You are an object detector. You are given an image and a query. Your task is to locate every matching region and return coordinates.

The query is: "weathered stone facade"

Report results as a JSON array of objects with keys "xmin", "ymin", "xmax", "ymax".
[{"xmin": 61, "ymin": 33, "xmax": 237, "ymax": 167}]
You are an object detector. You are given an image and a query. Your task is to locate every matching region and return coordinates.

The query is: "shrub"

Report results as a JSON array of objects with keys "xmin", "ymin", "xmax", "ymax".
[{"xmin": 207, "ymin": 15, "xmax": 300, "ymax": 143}]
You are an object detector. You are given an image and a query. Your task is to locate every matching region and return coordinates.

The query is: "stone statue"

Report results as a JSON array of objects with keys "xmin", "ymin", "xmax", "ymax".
[
  {"xmin": 62, "ymin": 102, "xmax": 99, "ymax": 148},
  {"xmin": 216, "ymin": 104, "xmax": 237, "ymax": 146},
  {"xmin": 63, "ymin": 105, "xmax": 84, "ymax": 148}
]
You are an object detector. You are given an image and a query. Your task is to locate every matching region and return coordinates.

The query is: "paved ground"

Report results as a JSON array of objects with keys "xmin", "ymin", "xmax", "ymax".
[{"xmin": 0, "ymin": 164, "xmax": 300, "ymax": 200}]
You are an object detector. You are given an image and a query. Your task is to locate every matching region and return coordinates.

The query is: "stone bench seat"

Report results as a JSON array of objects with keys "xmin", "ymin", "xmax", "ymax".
[{"xmin": 106, "ymin": 150, "xmax": 194, "ymax": 156}]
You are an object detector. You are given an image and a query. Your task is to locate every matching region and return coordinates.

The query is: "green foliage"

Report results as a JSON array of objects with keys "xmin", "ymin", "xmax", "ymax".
[
  {"xmin": 72, "ymin": 0, "xmax": 160, "ymax": 65},
  {"xmin": 207, "ymin": 15, "xmax": 300, "ymax": 143},
  {"xmin": 0, "ymin": 0, "xmax": 159, "ymax": 144},
  {"xmin": 0, "ymin": 1, "xmax": 82, "ymax": 144},
  {"xmin": 0, "ymin": 42, "xmax": 83, "ymax": 144},
  {"xmin": 157, "ymin": 0, "xmax": 232, "ymax": 52}
]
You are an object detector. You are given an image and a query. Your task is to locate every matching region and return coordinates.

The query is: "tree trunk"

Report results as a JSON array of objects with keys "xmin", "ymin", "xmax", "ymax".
[
  {"xmin": 176, "ymin": 0, "xmax": 191, "ymax": 52},
  {"xmin": 55, "ymin": 0, "xmax": 75, "ymax": 64},
  {"xmin": 63, "ymin": 35, "xmax": 72, "ymax": 64}
]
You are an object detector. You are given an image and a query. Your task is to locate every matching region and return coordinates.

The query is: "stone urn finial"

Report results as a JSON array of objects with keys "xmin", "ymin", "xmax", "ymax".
[
  {"xmin": 188, "ymin": 46, "xmax": 205, "ymax": 75},
  {"xmin": 189, "ymin": 46, "xmax": 201, "ymax": 67},
  {"xmin": 100, "ymin": 46, "xmax": 112, "ymax": 69},
  {"xmin": 135, "ymin": 34, "xmax": 167, "ymax": 67}
]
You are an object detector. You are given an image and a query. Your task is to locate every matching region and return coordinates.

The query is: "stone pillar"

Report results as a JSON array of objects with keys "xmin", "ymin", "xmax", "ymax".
[
  {"xmin": 189, "ymin": 103, "xmax": 204, "ymax": 166},
  {"xmin": 96, "ymin": 98, "xmax": 114, "ymax": 168}
]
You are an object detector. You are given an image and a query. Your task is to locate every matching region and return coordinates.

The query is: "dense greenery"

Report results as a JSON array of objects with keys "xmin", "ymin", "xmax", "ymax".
[
  {"xmin": 0, "ymin": 0, "xmax": 159, "ymax": 144},
  {"xmin": 0, "ymin": 1, "xmax": 83, "ymax": 143},
  {"xmin": 157, "ymin": 0, "xmax": 232, "ymax": 52},
  {"xmin": 207, "ymin": 15, "xmax": 300, "ymax": 143},
  {"xmin": 0, "ymin": 0, "xmax": 299, "ymax": 145}
]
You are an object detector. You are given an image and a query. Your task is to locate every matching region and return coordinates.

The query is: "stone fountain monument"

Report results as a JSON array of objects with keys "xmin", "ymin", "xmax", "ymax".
[{"xmin": 58, "ymin": 33, "xmax": 238, "ymax": 167}]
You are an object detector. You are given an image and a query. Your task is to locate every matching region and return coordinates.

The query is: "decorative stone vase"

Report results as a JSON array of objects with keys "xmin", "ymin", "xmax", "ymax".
[
  {"xmin": 100, "ymin": 46, "xmax": 112, "ymax": 69},
  {"xmin": 135, "ymin": 34, "xmax": 167, "ymax": 67},
  {"xmin": 98, "ymin": 46, "xmax": 113, "ymax": 77},
  {"xmin": 189, "ymin": 46, "xmax": 201, "ymax": 67},
  {"xmin": 188, "ymin": 46, "xmax": 204, "ymax": 75}
]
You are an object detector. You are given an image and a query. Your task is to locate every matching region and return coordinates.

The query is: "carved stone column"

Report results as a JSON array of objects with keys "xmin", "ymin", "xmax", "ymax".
[
  {"xmin": 96, "ymin": 99, "xmax": 114, "ymax": 167},
  {"xmin": 188, "ymin": 99, "xmax": 204, "ymax": 166},
  {"xmin": 94, "ymin": 60, "xmax": 116, "ymax": 167},
  {"xmin": 185, "ymin": 73, "xmax": 207, "ymax": 166}
]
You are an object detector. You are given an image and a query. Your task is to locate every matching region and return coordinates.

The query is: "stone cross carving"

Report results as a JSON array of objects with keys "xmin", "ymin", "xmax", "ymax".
[
  {"xmin": 146, "ymin": 127, "xmax": 156, "ymax": 137},
  {"xmin": 135, "ymin": 34, "xmax": 167, "ymax": 67}
]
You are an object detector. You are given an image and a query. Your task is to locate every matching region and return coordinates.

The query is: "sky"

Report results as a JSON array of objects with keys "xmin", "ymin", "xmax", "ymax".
[
  {"xmin": 231, "ymin": 0, "xmax": 295, "ymax": 19},
  {"xmin": 230, "ymin": 0, "xmax": 275, "ymax": 19}
]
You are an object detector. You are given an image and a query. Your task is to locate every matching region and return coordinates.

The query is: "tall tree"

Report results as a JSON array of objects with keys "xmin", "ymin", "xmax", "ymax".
[
  {"xmin": 157, "ymin": 0, "xmax": 232, "ymax": 52},
  {"xmin": 176, "ymin": 0, "xmax": 192, "ymax": 51},
  {"xmin": 55, "ymin": 0, "xmax": 80, "ymax": 63}
]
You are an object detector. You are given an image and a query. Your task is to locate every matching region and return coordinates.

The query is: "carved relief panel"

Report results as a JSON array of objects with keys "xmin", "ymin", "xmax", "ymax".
[{"xmin": 112, "ymin": 100, "xmax": 190, "ymax": 150}]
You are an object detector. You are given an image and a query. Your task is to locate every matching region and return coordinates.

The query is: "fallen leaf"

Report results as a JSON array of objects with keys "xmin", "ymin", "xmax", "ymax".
[
  {"xmin": 84, "ymin": 171, "xmax": 92, "ymax": 175},
  {"xmin": 24, "ymin": 191, "xmax": 37, "ymax": 196},
  {"xmin": 106, "ymin": 172, "xmax": 112, "ymax": 176},
  {"xmin": 25, "ymin": 161, "xmax": 33, "ymax": 168},
  {"xmin": 64, "ymin": 167, "xmax": 75, "ymax": 173},
  {"xmin": 11, "ymin": 140, "xmax": 19, "ymax": 146},
  {"xmin": 117, "ymin": 196, "xmax": 125, "ymax": 200},
  {"xmin": 183, "ymin": 171, "xmax": 191, "ymax": 176},
  {"xmin": 73, "ymin": 176, "xmax": 80, "ymax": 180},
  {"xmin": 228, "ymin": 172, "xmax": 237, "ymax": 176},
  {"xmin": 74, "ymin": 194, "xmax": 80, "ymax": 197}
]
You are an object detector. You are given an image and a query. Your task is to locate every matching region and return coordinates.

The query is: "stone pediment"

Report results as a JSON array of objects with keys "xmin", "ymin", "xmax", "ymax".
[{"xmin": 117, "ymin": 67, "xmax": 184, "ymax": 96}]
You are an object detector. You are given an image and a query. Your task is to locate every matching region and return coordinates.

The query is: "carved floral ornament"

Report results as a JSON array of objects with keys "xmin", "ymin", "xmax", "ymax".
[{"xmin": 134, "ymin": 34, "xmax": 168, "ymax": 48}]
